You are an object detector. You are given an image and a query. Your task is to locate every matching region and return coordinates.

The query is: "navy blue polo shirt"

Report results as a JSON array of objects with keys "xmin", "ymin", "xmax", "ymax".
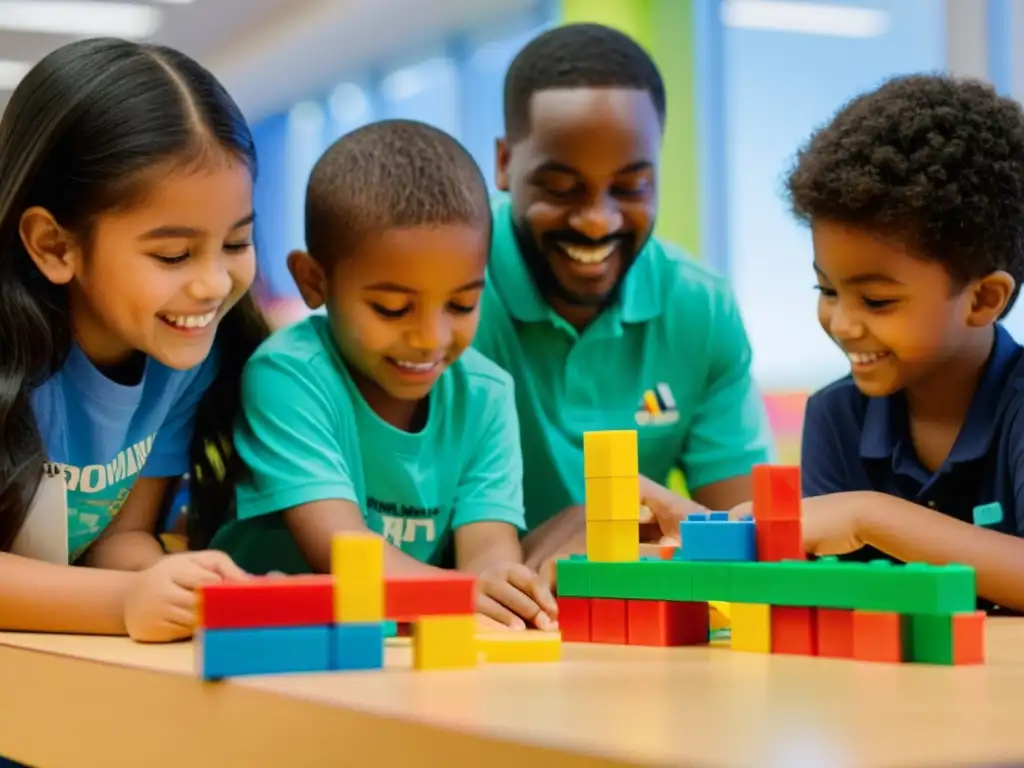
[{"xmin": 801, "ymin": 324, "xmax": 1024, "ymax": 610}]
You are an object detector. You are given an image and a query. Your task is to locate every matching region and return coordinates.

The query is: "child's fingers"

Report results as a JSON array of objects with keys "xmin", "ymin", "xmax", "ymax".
[
  {"xmin": 506, "ymin": 565, "xmax": 559, "ymax": 618},
  {"xmin": 170, "ymin": 559, "xmax": 226, "ymax": 591},
  {"xmin": 475, "ymin": 593, "xmax": 526, "ymax": 630},
  {"xmin": 190, "ymin": 551, "xmax": 250, "ymax": 581}
]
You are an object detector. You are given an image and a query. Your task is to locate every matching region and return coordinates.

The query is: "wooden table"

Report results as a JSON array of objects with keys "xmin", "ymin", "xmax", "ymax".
[{"xmin": 2, "ymin": 620, "xmax": 1023, "ymax": 768}]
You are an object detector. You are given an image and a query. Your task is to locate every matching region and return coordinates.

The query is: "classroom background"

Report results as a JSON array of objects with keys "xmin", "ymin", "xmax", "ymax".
[{"xmin": 5, "ymin": 0, "xmax": 1024, "ymax": 465}]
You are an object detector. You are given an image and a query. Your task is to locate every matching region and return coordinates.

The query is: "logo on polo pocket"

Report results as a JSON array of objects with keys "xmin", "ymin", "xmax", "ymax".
[
  {"xmin": 635, "ymin": 383, "xmax": 679, "ymax": 426},
  {"xmin": 972, "ymin": 502, "xmax": 1003, "ymax": 527}
]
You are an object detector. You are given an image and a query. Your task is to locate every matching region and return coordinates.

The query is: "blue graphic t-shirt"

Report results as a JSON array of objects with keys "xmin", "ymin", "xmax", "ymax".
[{"xmin": 30, "ymin": 344, "xmax": 217, "ymax": 562}]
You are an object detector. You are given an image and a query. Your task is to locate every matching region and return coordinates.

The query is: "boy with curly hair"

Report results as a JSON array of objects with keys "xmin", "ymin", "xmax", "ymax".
[{"xmin": 780, "ymin": 74, "xmax": 1024, "ymax": 612}]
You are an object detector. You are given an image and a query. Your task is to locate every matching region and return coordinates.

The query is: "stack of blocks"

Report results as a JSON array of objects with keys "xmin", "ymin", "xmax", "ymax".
[
  {"xmin": 197, "ymin": 532, "xmax": 560, "ymax": 680},
  {"xmin": 557, "ymin": 429, "xmax": 986, "ymax": 665}
]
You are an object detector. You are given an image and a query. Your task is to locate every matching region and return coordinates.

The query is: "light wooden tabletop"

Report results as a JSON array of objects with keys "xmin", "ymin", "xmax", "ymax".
[{"xmin": 1, "ymin": 620, "xmax": 1022, "ymax": 768}]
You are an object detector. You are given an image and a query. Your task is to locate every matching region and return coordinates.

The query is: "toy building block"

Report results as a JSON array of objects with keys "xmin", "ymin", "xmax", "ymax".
[
  {"xmin": 332, "ymin": 532, "xmax": 384, "ymax": 622},
  {"xmin": 197, "ymin": 626, "xmax": 332, "ymax": 680},
  {"xmin": 709, "ymin": 601, "xmax": 731, "ymax": 631},
  {"xmin": 585, "ymin": 475, "xmax": 641, "ymax": 521},
  {"xmin": 332, "ymin": 622, "xmax": 385, "ymax": 671},
  {"xmin": 659, "ymin": 544, "xmax": 678, "ymax": 560},
  {"xmin": 198, "ymin": 575, "xmax": 334, "ymax": 629},
  {"xmin": 852, "ymin": 611, "xmax": 903, "ymax": 663},
  {"xmin": 680, "ymin": 512, "xmax": 755, "ymax": 562},
  {"xmin": 478, "ymin": 632, "xmax": 562, "ymax": 663},
  {"xmin": 816, "ymin": 609, "xmax": 854, "ymax": 659},
  {"xmin": 626, "ymin": 599, "xmax": 709, "ymax": 646},
  {"xmin": 412, "ymin": 615, "xmax": 478, "ymax": 670},
  {"xmin": 556, "ymin": 597, "xmax": 592, "ymax": 642},
  {"xmin": 590, "ymin": 598, "xmax": 627, "ymax": 644},
  {"xmin": 583, "ymin": 430, "xmax": 638, "ymax": 479},
  {"xmin": 555, "ymin": 557, "xmax": 976, "ymax": 615},
  {"xmin": 902, "ymin": 611, "xmax": 985, "ymax": 665},
  {"xmin": 587, "ymin": 519, "xmax": 639, "ymax": 562},
  {"xmin": 385, "ymin": 572, "xmax": 475, "ymax": 622},
  {"xmin": 730, "ymin": 602, "xmax": 771, "ymax": 653},
  {"xmin": 771, "ymin": 606, "xmax": 817, "ymax": 655},
  {"xmin": 755, "ymin": 519, "xmax": 805, "ymax": 562},
  {"xmin": 752, "ymin": 464, "xmax": 801, "ymax": 521}
]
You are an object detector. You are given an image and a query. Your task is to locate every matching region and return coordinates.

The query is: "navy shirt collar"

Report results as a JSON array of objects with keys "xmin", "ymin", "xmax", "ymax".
[{"xmin": 860, "ymin": 324, "xmax": 1021, "ymax": 464}]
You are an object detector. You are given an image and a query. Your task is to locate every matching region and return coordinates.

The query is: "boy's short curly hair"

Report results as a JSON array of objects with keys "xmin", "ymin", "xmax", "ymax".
[
  {"xmin": 786, "ymin": 74, "xmax": 1024, "ymax": 314},
  {"xmin": 305, "ymin": 119, "xmax": 490, "ymax": 265},
  {"xmin": 503, "ymin": 23, "xmax": 665, "ymax": 143}
]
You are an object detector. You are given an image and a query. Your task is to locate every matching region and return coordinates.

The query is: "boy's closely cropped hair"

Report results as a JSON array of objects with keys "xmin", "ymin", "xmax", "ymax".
[
  {"xmin": 211, "ymin": 119, "xmax": 558, "ymax": 631},
  {"xmin": 772, "ymin": 74, "xmax": 1024, "ymax": 612}
]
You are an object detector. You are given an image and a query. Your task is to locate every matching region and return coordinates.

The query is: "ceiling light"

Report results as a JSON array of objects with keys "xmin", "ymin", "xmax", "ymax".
[
  {"xmin": 721, "ymin": 0, "xmax": 890, "ymax": 38},
  {"xmin": 0, "ymin": 1, "xmax": 163, "ymax": 39},
  {"xmin": 0, "ymin": 59, "xmax": 31, "ymax": 90}
]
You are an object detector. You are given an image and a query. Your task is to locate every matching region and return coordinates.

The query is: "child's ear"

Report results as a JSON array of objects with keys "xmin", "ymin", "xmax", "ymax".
[
  {"xmin": 19, "ymin": 207, "xmax": 80, "ymax": 285},
  {"xmin": 966, "ymin": 270, "xmax": 1016, "ymax": 327},
  {"xmin": 495, "ymin": 137, "xmax": 511, "ymax": 192},
  {"xmin": 286, "ymin": 250, "xmax": 328, "ymax": 310}
]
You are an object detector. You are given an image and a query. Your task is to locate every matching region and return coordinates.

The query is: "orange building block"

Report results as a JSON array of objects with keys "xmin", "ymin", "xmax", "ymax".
[
  {"xmin": 853, "ymin": 610, "xmax": 903, "ymax": 662},
  {"xmin": 384, "ymin": 573, "xmax": 474, "ymax": 622},
  {"xmin": 755, "ymin": 520, "xmax": 805, "ymax": 562},
  {"xmin": 771, "ymin": 606, "xmax": 817, "ymax": 655},
  {"xmin": 816, "ymin": 608, "xmax": 854, "ymax": 659},
  {"xmin": 953, "ymin": 611, "xmax": 986, "ymax": 665},
  {"xmin": 626, "ymin": 600, "xmax": 709, "ymax": 646},
  {"xmin": 557, "ymin": 597, "xmax": 592, "ymax": 642},
  {"xmin": 590, "ymin": 598, "xmax": 627, "ymax": 644},
  {"xmin": 752, "ymin": 465, "xmax": 801, "ymax": 521}
]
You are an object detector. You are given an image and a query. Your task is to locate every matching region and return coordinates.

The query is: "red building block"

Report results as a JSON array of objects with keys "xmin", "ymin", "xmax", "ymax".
[
  {"xmin": 755, "ymin": 519, "xmax": 805, "ymax": 562},
  {"xmin": 384, "ymin": 573, "xmax": 475, "ymax": 622},
  {"xmin": 627, "ymin": 600, "xmax": 709, "ymax": 646},
  {"xmin": 953, "ymin": 611, "xmax": 986, "ymax": 665},
  {"xmin": 752, "ymin": 465, "xmax": 801, "ymax": 521},
  {"xmin": 771, "ymin": 606, "xmax": 817, "ymax": 655},
  {"xmin": 853, "ymin": 610, "xmax": 903, "ymax": 663},
  {"xmin": 659, "ymin": 545, "xmax": 679, "ymax": 561},
  {"xmin": 557, "ymin": 597, "xmax": 592, "ymax": 642},
  {"xmin": 816, "ymin": 608, "xmax": 854, "ymax": 659},
  {"xmin": 199, "ymin": 575, "xmax": 335, "ymax": 629},
  {"xmin": 590, "ymin": 598, "xmax": 627, "ymax": 644}
]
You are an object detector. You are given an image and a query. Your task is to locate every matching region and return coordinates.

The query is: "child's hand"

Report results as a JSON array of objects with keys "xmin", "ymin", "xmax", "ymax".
[
  {"xmin": 124, "ymin": 551, "xmax": 249, "ymax": 643},
  {"xmin": 729, "ymin": 493, "xmax": 865, "ymax": 555},
  {"xmin": 475, "ymin": 563, "xmax": 559, "ymax": 631},
  {"xmin": 639, "ymin": 476, "xmax": 708, "ymax": 545}
]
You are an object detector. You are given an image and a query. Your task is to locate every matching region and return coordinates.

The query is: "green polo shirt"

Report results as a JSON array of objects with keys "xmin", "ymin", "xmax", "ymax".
[{"xmin": 473, "ymin": 197, "xmax": 774, "ymax": 531}]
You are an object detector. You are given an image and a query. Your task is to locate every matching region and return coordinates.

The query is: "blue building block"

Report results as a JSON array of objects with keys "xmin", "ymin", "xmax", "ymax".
[
  {"xmin": 197, "ymin": 625, "xmax": 332, "ymax": 680},
  {"xmin": 332, "ymin": 622, "xmax": 385, "ymax": 671},
  {"xmin": 680, "ymin": 512, "xmax": 755, "ymax": 562}
]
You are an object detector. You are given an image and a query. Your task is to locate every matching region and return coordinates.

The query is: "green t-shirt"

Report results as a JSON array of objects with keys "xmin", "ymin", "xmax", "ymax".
[
  {"xmin": 472, "ymin": 197, "xmax": 774, "ymax": 530},
  {"xmin": 212, "ymin": 315, "xmax": 526, "ymax": 574}
]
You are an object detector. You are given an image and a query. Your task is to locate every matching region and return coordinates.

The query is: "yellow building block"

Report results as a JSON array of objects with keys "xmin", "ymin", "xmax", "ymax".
[
  {"xmin": 478, "ymin": 632, "xmax": 562, "ymax": 663},
  {"xmin": 586, "ymin": 519, "xmax": 639, "ymax": 562},
  {"xmin": 710, "ymin": 601, "xmax": 731, "ymax": 630},
  {"xmin": 731, "ymin": 602, "xmax": 770, "ymax": 653},
  {"xmin": 412, "ymin": 615, "xmax": 478, "ymax": 670},
  {"xmin": 331, "ymin": 532, "xmax": 384, "ymax": 622},
  {"xmin": 585, "ymin": 475, "xmax": 641, "ymax": 521},
  {"xmin": 583, "ymin": 430, "xmax": 638, "ymax": 478}
]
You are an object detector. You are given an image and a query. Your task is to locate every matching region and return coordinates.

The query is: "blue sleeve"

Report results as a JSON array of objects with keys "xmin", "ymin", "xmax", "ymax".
[
  {"xmin": 1006, "ymin": 402, "xmax": 1024, "ymax": 536},
  {"xmin": 799, "ymin": 392, "xmax": 851, "ymax": 496},
  {"xmin": 142, "ymin": 352, "xmax": 218, "ymax": 478},
  {"xmin": 680, "ymin": 284, "xmax": 775, "ymax": 489},
  {"xmin": 450, "ymin": 378, "xmax": 526, "ymax": 531},
  {"xmin": 233, "ymin": 351, "xmax": 357, "ymax": 519}
]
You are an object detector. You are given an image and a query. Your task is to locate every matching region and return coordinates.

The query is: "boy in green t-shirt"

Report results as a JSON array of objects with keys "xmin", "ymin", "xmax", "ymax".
[{"xmin": 212, "ymin": 120, "xmax": 557, "ymax": 630}]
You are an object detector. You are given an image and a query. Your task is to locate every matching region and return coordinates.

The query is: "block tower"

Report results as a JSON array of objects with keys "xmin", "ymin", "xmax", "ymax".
[
  {"xmin": 555, "ymin": 429, "xmax": 986, "ymax": 666},
  {"xmin": 583, "ymin": 430, "xmax": 640, "ymax": 562}
]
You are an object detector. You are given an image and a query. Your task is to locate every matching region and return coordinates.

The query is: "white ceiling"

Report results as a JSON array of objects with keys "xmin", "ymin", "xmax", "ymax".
[{"xmin": 0, "ymin": 0, "xmax": 538, "ymax": 121}]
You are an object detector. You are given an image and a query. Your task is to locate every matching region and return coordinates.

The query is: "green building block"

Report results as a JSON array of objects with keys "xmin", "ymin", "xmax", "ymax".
[
  {"xmin": 555, "ymin": 556, "xmax": 975, "ymax": 614},
  {"xmin": 901, "ymin": 613, "xmax": 958, "ymax": 664}
]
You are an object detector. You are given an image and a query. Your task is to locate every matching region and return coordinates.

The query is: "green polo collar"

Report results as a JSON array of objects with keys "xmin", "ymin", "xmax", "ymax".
[{"xmin": 488, "ymin": 196, "xmax": 664, "ymax": 333}]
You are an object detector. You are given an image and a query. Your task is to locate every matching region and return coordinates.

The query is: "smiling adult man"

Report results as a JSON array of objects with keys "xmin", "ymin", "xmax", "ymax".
[{"xmin": 473, "ymin": 23, "xmax": 774, "ymax": 565}]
